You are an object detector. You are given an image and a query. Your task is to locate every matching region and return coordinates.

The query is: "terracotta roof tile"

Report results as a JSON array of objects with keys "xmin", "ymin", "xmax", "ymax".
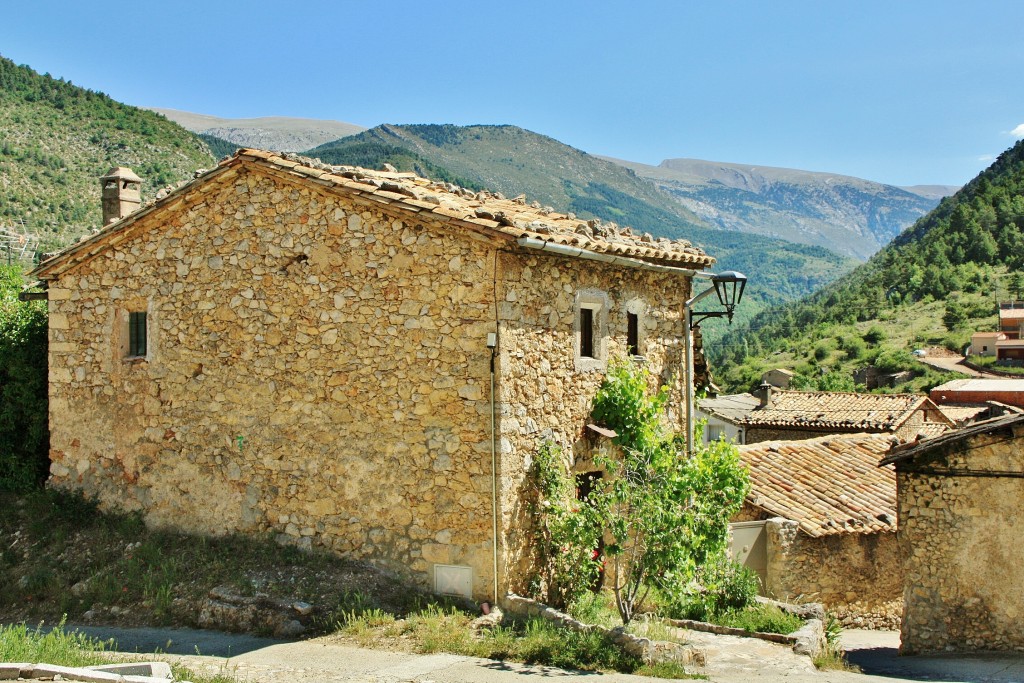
[
  {"xmin": 705, "ymin": 390, "xmax": 945, "ymax": 431},
  {"xmin": 740, "ymin": 434, "xmax": 897, "ymax": 537},
  {"xmin": 33, "ymin": 148, "xmax": 716, "ymax": 280}
]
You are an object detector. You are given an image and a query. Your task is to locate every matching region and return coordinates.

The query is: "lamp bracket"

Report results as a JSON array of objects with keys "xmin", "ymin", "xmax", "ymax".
[{"xmin": 689, "ymin": 309, "xmax": 734, "ymax": 329}]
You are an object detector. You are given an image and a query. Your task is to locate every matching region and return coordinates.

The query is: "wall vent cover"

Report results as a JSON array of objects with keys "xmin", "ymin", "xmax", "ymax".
[{"xmin": 434, "ymin": 564, "xmax": 473, "ymax": 599}]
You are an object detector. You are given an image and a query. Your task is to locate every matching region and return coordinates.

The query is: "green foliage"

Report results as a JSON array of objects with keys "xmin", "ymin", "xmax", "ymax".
[
  {"xmin": 0, "ymin": 54, "xmax": 214, "ymax": 241},
  {"xmin": 588, "ymin": 360, "xmax": 748, "ymax": 624},
  {"xmin": 942, "ymin": 298, "xmax": 969, "ymax": 331},
  {"xmin": 529, "ymin": 441, "xmax": 603, "ymax": 609},
  {"xmin": 0, "ymin": 266, "xmax": 48, "ymax": 491},
  {"xmin": 0, "ymin": 620, "xmax": 110, "ymax": 667},
  {"xmin": 863, "ymin": 325, "xmax": 886, "ymax": 344},
  {"xmin": 712, "ymin": 604, "xmax": 803, "ymax": 635},
  {"xmin": 873, "ymin": 348, "xmax": 916, "ymax": 374},
  {"xmin": 713, "ymin": 138, "xmax": 1024, "ymax": 384},
  {"xmin": 591, "ymin": 360, "xmax": 668, "ymax": 455},
  {"xmin": 791, "ymin": 370, "xmax": 856, "ymax": 392},
  {"xmin": 669, "ymin": 558, "xmax": 760, "ymax": 621},
  {"xmin": 198, "ymin": 133, "xmax": 239, "ymax": 159}
]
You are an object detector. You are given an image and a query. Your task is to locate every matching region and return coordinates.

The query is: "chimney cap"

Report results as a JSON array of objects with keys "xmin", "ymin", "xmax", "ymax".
[{"xmin": 101, "ymin": 167, "xmax": 142, "ymax": 183}]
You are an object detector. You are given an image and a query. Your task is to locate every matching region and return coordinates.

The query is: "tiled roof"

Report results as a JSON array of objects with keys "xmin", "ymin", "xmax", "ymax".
[
  {"xmin": 937, "ymin": 403, "xmax": 996, "ymax": 426},
  {"xmin": 740, "ymin": 434, "xmax": 897, "ymax": 537},
  {"xmin": 698, "ymin": 393, "xmax": 761, "ymax": 422},
  {"xmin": 932, "ymin": 378, "xmax": 1024, "ymax": 393},
  {"xmin": 881, "ymin": 413, "xmax": 1024, "ymax": 467},
  {"xmin": 34, "ymin": 148, "xmax": 714, "ymax": 279},
  {"xmin": 706, "ymin": 390, "xmax": 936, "ymax": 431}
]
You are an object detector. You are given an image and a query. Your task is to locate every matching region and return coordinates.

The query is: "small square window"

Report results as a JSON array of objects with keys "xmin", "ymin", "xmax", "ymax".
[
  {"xmin": 627, "ymin": 312, "xmax": 640, "ymax": 356},
  {"xmin": 128, "ymin": 311, "xmax": 147, "ymax": 357}
]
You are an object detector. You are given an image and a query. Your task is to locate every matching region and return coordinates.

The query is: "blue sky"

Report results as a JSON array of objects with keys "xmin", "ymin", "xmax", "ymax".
[{"xmin": 1, "ymin": 0, "xmax": 1022, "ymax": 186}]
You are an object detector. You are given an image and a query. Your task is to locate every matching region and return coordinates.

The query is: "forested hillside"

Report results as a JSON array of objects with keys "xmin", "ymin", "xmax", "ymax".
[
  {"xmin": 308, "ymin": 124, "xmax": 856, "ymax": 333},
  {"xmin": 715, "ymin": 139, "xmax": 1024, "ymax": 392},
  {"xmin": 0, "ymin": 56, "xmax": 216, "ymax": 251}
]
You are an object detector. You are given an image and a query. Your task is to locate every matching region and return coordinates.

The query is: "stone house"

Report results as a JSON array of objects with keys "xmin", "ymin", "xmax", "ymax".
[
  {"xmin": 881, "ymin": 413, "xmax": 1024, "ymax": 654},
  {"xmin": 699, "ymin": 387, "xmax": 953, "ymax": 445},
  {"xmin": 730, "ymin": 434, "xmax": 901, "ymax": 629},
  {"xmin": 32, "ymin": 149, "xmax": 717, "ymax": 603}
]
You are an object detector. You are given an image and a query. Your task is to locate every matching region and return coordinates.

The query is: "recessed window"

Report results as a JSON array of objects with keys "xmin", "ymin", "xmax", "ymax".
[
  {"xmin": 574, "ymin": 290, "xmax": 609, "ymax": 372},
  {"xmin": 580, "ymin": 308, "xmax": 595, "ymax": 358},
  {"xmin": 627, "ymin": 312, "xmax": 640, "ymax": 356},
  {"xmin": 128, "ymin": 311, "xmax": 147, "ymax": 358}
]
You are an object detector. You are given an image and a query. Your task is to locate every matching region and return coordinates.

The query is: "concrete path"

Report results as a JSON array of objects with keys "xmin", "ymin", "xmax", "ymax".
[
  {"xmin": 48, "ymin": 624, "xmax": 1024, "ymax": 683},
  {"xmin": 842, "ymin": 629, "xmax": 1024, "ymax": 683}
]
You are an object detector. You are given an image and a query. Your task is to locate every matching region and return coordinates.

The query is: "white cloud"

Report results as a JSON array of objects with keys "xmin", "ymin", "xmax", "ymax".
[
  {"xmin": 1012, "ymin": 123, "xmax": 1024, "ymax": 138},
  {"xmin": 978, "ymin": 154, "xmax": 996, "ymax": 163}
]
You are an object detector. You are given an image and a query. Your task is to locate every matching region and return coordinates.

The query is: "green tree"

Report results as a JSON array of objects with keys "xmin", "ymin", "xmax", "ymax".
[
  {"xmin": 943, "ymin": 299, "xmax": 969, "ymax": 331},
  {"xmin": 0, "ymin": 266, "xmax": 49, "ymax": 491},
  {"xmin": 589, "ymin": 360, "xmax": 749, "ymax": 624},
  {"xmin": 1009, "ymin": 271, "xmax": 1024, "ymax": 300}
]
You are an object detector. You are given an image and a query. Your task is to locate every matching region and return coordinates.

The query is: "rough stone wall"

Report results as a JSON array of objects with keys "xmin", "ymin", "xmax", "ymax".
[
  {"xmin": 47, "ymin": 165, "xmax": 502, "ymax": 597},
  {"xmin": 893, "ymin": 410, "xmax": 928, "ymax": 442},
  {"xmin": 765, "ymin": 519, "xmax": 902, "ymax": 630},
  {"xmin": 898, "ymin": 430, "xmax": 1024, "ymax": 653},
  {"xmin": 494, "ymin": 249, "xmax": 690, "ymax": 593}
]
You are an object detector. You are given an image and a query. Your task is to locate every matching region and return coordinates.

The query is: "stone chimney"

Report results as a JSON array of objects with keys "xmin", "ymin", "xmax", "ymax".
[
  {"xmin": 754, "ymin": 381, "xmax": 773, "ymax": 409},
  {"xmin": 100, "ymin": 167, "xmax": 142, "ymax": 225}
]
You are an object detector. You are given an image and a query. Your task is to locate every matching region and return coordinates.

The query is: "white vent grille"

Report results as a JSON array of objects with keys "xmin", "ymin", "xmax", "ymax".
[{"xmin": 433, "ymin": 564, "xmax": 473, "ymax": 599}]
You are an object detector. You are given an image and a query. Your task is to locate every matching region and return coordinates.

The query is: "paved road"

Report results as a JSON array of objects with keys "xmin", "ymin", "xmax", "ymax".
[{"xmin": 50, "ymin": 624, "xmax": 1024, "ymax": 683}]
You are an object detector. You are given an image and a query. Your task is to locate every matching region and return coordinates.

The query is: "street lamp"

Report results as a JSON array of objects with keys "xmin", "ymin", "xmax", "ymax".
[{"xmin": 684, "ymin": 271, "xmax": 747, "ymax": 456}]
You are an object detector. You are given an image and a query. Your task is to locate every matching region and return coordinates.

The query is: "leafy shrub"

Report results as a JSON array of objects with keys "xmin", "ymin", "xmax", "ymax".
[
  {"xmin": 711, "ymin": 603, "xmax": 803, "ymax": 634},
  {"xmin": 0, "ymin": 266, "xmax": 49, "ymax": 492},
  {"xmin": 873, "ymin": 348, "xmax": 916, "ymax": 374},
  {"xmin": 863, "ymin": 325, "xmax": 886, "ymax": 345},
  {"xmin": 839, "ymin": 335, "xmax": 866, "ymax": 360},
  {"xmin": 670, "ymin": 557, "xmax": 760, "ymax": 622}
]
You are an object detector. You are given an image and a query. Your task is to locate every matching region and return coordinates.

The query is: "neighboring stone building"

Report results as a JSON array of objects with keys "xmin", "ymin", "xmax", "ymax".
[
  {"xmin": 731, "ymin": 434, "xmax": 901, "ymax": 629},
  {"xmin": 699, "ymin": 386, "xmax": 953, "ymax": 445},
  {"xmin": 760, "ymin": 368, "xmax": 794, "ymax": 389},
  {"xmin": 33, "ymin": 149, "xmax": 717, "ymax": 603},
  {"xmin": 882, "ymin": 414, "xmax": 1024, "ymax": 654}
]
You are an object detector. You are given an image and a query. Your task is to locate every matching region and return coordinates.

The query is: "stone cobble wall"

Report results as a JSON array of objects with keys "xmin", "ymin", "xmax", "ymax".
[
  {"xmin": 897, "ymin": 429, "xmax": 1024, "ymax": 653},
  {"xmin": 765, "ymin": 519, "xmax": 902, "ymax": 630},
  {"xmin": 47, "ymin": 166, "xmax": 501, "ymax": 596}
]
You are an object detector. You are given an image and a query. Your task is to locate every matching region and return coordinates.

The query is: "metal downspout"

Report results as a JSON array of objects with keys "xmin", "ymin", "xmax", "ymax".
[{"xmin": 490, "ymin": 343, "xmax": 499, "ymax": 603}]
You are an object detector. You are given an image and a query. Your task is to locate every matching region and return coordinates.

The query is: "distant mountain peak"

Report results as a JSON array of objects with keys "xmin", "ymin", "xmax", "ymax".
[
  {"xmin": 148, "ymin": 108, "xmax": 366, "ymax": 153},
  {"xmin": 602, "ymin": 156, "xmax": 955, "ymax": 260}
]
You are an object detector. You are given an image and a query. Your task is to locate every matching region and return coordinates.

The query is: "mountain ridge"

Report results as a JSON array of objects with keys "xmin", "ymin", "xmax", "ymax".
[
  {"xmin": 603, "ymin": 156, "xmax": 950, "ymax": 260},
  {"xmin": 148, "ymin": 108, "xmax": 366, "ymax": 154}
]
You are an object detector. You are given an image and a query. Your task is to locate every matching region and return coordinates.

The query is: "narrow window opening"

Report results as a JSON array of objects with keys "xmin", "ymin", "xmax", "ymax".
[
  {"xmin": 580, "ymin": 307, "xmax": 595, "ymax": 358},
  {"xmin": 627, "ymin": 312, "xmax": 639, "ymax": 356},
  {"xmin": 128, "ymin": 311, "xmax": 147, "ymax": 357}
]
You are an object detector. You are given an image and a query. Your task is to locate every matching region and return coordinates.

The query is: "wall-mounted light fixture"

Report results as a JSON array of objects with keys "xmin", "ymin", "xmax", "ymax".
[{"xmin": 684, "ymin": 271, "xmax": 747, "ymax": 456}]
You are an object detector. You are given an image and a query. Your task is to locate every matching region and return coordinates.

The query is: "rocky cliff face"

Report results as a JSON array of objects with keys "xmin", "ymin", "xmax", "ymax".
[{"xmin": 605, "ymin": 157, "xmax": 952, "ymax": 260}]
